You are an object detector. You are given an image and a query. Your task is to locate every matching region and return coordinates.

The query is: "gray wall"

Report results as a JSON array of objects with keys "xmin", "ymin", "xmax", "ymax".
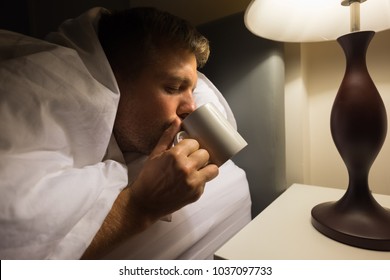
[
  {"xmin": 198, "ymin": 13, "xmax": 286, "ymax": 217},
  {"xmin": 0, "ymin": 0, "xmax": 129, "ymax": 39}
]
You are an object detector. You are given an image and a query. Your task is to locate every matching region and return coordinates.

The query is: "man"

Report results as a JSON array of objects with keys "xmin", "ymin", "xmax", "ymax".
[
  {"xmin": 0, "ymin": 7, "xmax": 219, "ymax": 259},
  {"xmin": 81, "ymin": 8, "xmax": 219, "ymax": 259}
]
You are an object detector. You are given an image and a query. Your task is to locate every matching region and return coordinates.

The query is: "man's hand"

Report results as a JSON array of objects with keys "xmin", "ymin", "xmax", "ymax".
[
  {"xmin": 81, "ymin": 119, "xmax": 218, "ymax": 259},
  {"xmin": 129, "ymin": 118, "xmax": 219, "ymax": 221}
]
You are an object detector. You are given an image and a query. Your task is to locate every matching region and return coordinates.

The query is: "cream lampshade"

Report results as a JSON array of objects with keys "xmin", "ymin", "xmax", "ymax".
[
  {"xmin": 245, "ymin": 0, "xmax": 390, "ymax": 42},
  {"xmin": 245, "ymin": 0, "xmax": 390, "ymax": 251}
]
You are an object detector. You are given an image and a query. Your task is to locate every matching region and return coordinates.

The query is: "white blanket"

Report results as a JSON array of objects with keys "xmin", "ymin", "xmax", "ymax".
[
  {"xmin": 0, "ymin": 7, "xmax": 250, "ymax": 260},
  {"xmin": 0, "ymin": 8, "xmax": 128, "ymax": 259}
]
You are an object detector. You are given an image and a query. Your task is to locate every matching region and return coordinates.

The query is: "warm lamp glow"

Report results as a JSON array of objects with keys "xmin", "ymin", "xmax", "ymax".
[
  {"xmin": 245, "ymin": 0, "xmax": 390, "ymax": 42},
  {"xmin": 245, "ymin": 0, "xmax": 390, "ymax": 251}
]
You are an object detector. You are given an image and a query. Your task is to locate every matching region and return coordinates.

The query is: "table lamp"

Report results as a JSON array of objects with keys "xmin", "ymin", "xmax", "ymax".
[{"xmin": 245, "ymin": 0, "xmax": 390, "ymax": 251}]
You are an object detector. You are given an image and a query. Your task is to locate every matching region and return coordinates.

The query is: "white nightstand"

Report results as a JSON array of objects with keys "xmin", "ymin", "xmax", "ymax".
[{"xmin": 214, "ymin": 184, "xmax": 390, "ymax": 259}]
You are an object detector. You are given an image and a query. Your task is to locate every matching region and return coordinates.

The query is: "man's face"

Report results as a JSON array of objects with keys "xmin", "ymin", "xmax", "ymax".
[{"xmin": 113, "ymin": 47, "xmax": 198, "ymax": 154}]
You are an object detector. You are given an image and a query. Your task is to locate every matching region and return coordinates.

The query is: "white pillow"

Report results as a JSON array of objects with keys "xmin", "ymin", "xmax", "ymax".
[{"xmin": 195, "ymin": 72, "xmax": 237, "ymax": 130}]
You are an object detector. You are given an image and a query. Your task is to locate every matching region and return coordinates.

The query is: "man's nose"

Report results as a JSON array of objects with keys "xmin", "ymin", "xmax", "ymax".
[{"xmin": 178, "ymin": 91, "xmax": 196, "ymax": 120}]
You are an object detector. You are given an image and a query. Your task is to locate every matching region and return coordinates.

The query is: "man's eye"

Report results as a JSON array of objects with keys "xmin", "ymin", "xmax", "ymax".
[{"xmin": 165, "ymin": 86, "xmax": 180, "ymax": 94}]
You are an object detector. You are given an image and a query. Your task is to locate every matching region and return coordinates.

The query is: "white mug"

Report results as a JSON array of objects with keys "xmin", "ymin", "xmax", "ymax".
[{"xmin": 177, "ymin": 102, "xmax": 247, "ymax": 166}]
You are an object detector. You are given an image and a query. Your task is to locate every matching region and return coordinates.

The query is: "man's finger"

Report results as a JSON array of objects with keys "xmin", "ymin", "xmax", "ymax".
[
  {"xmin": 199, "ymin": 163, "xmax": 219, "ymax": 182},
  {"xmin": 171, "ymin": 138, "xmax": 200, "ymax": 157},
  {"xmin": 150, "ymin": 118, "xmax": 181, "ymax": 157}
]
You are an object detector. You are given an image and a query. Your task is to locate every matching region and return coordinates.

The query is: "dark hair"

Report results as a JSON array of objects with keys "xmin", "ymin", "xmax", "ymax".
[{"xmin": 98, "ymin": 7, "xmax": 210, "ymax": 79}]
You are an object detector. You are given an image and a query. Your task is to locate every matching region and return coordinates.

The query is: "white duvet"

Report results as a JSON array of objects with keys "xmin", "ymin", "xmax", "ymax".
[{"xmin": 0, "ymin": 7, "xmax": 251, "ymax": 260}]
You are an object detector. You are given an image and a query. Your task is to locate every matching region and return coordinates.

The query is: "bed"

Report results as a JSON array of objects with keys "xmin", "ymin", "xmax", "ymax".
[{"xmin": 0, "ymin": 7, "xmax": 251, "ymax": 260}]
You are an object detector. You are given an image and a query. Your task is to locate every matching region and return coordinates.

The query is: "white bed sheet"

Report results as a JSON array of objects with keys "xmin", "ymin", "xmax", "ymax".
[{"xmin": 103, "ymin": 160, "xmax": 251, "ymax": 260}]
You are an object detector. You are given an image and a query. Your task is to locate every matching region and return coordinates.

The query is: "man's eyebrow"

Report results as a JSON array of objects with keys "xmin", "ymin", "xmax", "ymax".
[
  {"xmin": 162, "ymin": 75, "xmax": 192, "ymax": 85},
  {"xmin": 156, "ymin": 71, "xmax": 197, "ymax": 89}
]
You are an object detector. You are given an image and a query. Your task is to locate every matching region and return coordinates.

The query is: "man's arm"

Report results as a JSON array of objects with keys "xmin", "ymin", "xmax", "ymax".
[{"xmin": 81, "ymin": 185, "xmax": 153, "ymax": 259}]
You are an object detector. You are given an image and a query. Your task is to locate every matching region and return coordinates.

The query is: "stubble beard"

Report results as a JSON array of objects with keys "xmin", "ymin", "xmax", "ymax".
[{"xmin": 115, "ymin": 120, "xmax": 173, "ymax": 156}]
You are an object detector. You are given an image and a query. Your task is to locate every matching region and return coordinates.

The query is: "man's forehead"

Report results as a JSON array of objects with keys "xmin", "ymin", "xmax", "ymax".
[{"xmin": 155, "ymin": 68, "xmax": 198, "ymax": 84}]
